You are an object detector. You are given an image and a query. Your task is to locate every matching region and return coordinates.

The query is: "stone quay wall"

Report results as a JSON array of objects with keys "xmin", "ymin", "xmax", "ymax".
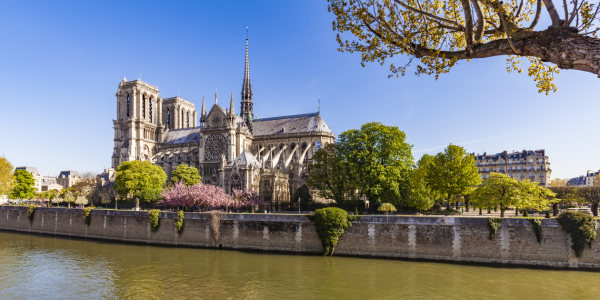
[{"xmin": 1, "ymin": 206, "xmax": 599, "ymax": 270}]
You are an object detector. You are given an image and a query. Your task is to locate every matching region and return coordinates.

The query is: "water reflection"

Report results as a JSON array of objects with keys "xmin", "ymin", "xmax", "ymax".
[{"xmin": 0, "ymin": 231, "xmax": 597, "ymax": 299}]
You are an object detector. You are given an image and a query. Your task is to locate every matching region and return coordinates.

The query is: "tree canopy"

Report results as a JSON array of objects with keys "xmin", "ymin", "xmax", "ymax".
[
  {"xmin": 426, "ymin": 144, "xmax": 481, "ymax": 205},
  {"xmin": 0, "ymin": 157, "xmax": 14, "ymax": 196},
  {"xmin": 170, "ymin": 164, "xmax": 202, "ymax": 186},
  {"xmin": 306, "ymin": 143, "xmax": 358, "ymax": 202},
  {"xmin": 9, "ymin": 170, "xmax": 36, "ymax": 199},
  {"xmin": 337, "ymin": 122, "xmax": 414, "ymax": 207},
  {"xmin": 114, "ymin": 160, "xmax": 167, "ymax": 203},
  {"xmin": 406, "ymin": 154, "xmax": 441, "ymax": 210},
  {"xmin": 328, "ymin": 0, "xmax": 600, "ymax": 94}
]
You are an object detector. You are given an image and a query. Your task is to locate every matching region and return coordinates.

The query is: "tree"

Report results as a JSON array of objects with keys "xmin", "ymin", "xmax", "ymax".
[
  {"xmin": 406, "ymin": 154, "xmax": 440, "ymax": 210},
  {"xmin": 378, "ymin": 202, "xmax": 397, "ymax": 215},
  {"xmin": 74, "ymin": 195, "xmax": 88, "ymax": 207},
  {"xmin": 549, "ymin": 186, "xmax": 579, "ymax": 216},
  {"xmin": 114, "ymin": 160, "xmax": 167, "ymax": 204},
  {"xmin": 63, "ymin": 190, "xmax": 75, "ymax": 208},
  {"xmin": 170, "ymin": 164, "xmax": 202, "ymax": 186},
  {"xmin": 337, "ymin": 122, "xmax": 414, "ymax": 210},
  {"xmin": 9, "ymin": 170, "xmax": 36, "ymax": 200},
  {"xmin": 307, "ymin": 144, "xmax": 358, "ymax": 202},
  {"xmin": 578, "ymin": 186, "xmax": 600, "ymax": 216},
  {"xmin": 51, "ymin": 195, "xmax": 62, "ymax": 207},
  {"xmin": 426, "ymin": 144, "xmax": 481, "ymax": 209},
  {"xmin": 472, "ymin": 173, "xmax": 521, "ymax": 217},
  {"xmin": 232, "ymin": 189, "xmax": 265, "ymax": 208},
  {"xmin": 328, "ymin": 0, "xmax": 600, "ymax": 95},
  {"xmin": 518, "ymin": 179, "xmax": 557, "ymax": 214},
  {"xmin": 100, "ymin": 193, "xmax": 111, "ymax": 206},
  {"xmin": 0, "ymin": 156, "xmax": 14, "ymax": 196}
]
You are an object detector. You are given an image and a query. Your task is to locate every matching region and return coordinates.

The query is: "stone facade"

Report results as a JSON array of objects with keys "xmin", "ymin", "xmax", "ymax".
[
  {"xmin": 568, "ymin": 169, "xmax": 600, "ymax": 186},
  {"xmin": 110, "ymin": 38, "xmax": 335, "ymax": 203},
  {"xmin": 474, "ymin": 150, "xmax": 552, "ymax": 186},
  {"xmin": 2, "ymin": 206, "xmax": 600, "ymax": 270}
]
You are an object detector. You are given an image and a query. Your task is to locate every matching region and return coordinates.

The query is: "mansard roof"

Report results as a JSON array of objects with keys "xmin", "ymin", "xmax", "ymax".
[
  {"xmin": 253, "ymin": 112, "xmax": 332, "ymax": 136},
  {"xmin": 58, "ymin": 170, "xmax": 79, "ymax": 178},
  {"xmin": 163, "ymin": 127, "xmax": 201, "ymax": 145},
  {"xmin": 230, "ymin": 150, "xmax": 261, "ymax": 168}
]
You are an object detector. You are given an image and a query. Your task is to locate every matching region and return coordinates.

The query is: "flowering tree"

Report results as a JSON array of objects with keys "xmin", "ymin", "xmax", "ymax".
[
  {"xmin": 51, "ymin": 196, "xmax": 62, "ymax": 207},
  {"xmin": 192, "ymin": 184, "xmax": 233, "ymax": 209},
  {"xmin": 63, "ymin": 191, "xmax": 75, "ymax": 209},
  {"xmin": 232, "ymin": 189, "xmax": 264, "ymax": 208},
  {"xmin": 160, "ymin": 181, "xmax": 195, "ymax": 209}
]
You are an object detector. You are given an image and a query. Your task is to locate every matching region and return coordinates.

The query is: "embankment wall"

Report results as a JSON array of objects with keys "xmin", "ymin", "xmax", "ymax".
[{"xmin": 1, "ymin": 206, "xmax": 599, "ymax": 269}]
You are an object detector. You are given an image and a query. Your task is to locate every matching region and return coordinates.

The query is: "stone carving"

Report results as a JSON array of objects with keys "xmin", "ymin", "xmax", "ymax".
[{"xmin": 204, "ymin": 134, "xmax": 229, "ymax": 161}]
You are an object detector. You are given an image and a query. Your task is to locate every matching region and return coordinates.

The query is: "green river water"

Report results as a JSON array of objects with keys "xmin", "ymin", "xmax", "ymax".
[{"xmin": 0, "ymin": 231, "xmax": 598, "ymax": 299}]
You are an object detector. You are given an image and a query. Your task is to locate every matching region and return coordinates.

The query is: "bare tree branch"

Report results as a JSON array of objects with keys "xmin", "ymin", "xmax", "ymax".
[
  {"xmin": 528, "ymin": 0, "xmax": 543, "ymax": 29},
  {"xmin": 563, "ymin": 0, "xmax": 570, "ymax": 25},
  {"xmin": 460, "ymin": 0, "xmax": 475, "ymax": 52},
  {"xmin": 543, "ymin": 0, "xmax": 564, "ymax": 27},
  {"xmin": 473, "ymin": 0, "xmax": 486, "ymax": 42}
]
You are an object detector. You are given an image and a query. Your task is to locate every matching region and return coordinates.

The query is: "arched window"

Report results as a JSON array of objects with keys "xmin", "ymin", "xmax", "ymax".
[
  {"xmin": 187, "ymin": 112, "xmax": 190, "ymax": 127},
  {"xmin": 167, "ymin": 109, "xmax": 170, "ymax": 129},
  {"xmin": 149, "ymin": 97, "xmax": 153, "ymax": 123},
  {"xmin": 126, "ymin": 94, "xmax": 130, "ymax": 117},
  {"xmin": 181, "ymin": 109, "xmax": 184, "ymax": 128},
  {"xmin": 142, "ymin": 95, "xmax": 146, "ymax": 119}
]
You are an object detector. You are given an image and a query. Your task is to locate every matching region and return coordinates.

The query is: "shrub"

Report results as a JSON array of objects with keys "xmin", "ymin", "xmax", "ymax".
[
  {"xmin": 557, "ymin": 211, "xmax": 598, "ymax": 257},
  {"xmin": 27, "ymin": 205, "xmax": 36, "ymax": 222},
  {"xmin": 306, "ymin": 207, "xmax": 362, "ymax": 256},
  {"xmin": 83, "ymin": 207, "xmax": 92, "ymax": 226},
  {"xmin": 377, "ymin": 203, "xmax": 397, "ymax": 215},
  {"xmin": 148, "ymin": 209, "xmax": 160, "ymax": 232},
  {"xmin": 175, "ymin": 210, "xmax": 185, "ymax": 235},
  {"xmin": 488, "ymin": 218, "xmax": 503, "ymax": 239},
  {"xmin": 527, "ymin": 218, "xmax": 543, "ymax": 243}
]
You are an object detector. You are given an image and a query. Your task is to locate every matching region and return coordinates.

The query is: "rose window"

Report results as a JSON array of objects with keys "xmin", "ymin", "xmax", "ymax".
[{"xmin": 204, "ymin": 134, "xmax": 229, "ymax": 161}]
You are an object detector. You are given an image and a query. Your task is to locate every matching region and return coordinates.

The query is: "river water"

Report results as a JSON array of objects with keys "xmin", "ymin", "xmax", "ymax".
[{"xmin": 0, "ymin": 231, "xmax": 598, "ymax": 299}]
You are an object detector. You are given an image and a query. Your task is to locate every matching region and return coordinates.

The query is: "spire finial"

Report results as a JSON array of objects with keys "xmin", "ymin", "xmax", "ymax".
[
  {"xmin": 230, "ymin": 92, "xmax": 235, "ymax": 115},
  {"xmin": 201, "ymin": 96, "xmax": 206, "ymax": 117},
  {"xmin": 215, "ymin": 88, "xmax": 218, "ymax": 105},
  {"xmin": 318, "ymin": 96, "xmax": 321, "ymax": 115}
]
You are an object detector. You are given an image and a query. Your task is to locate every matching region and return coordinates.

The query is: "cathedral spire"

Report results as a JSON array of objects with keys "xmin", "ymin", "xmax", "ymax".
[
  {"xmin": 241, "ymin": 34, "xmax": 254, "ymax": 131},
  {"xmin": 201, "ymin": 96, "xmax": 206, "ymax": 117},
  {"xmin": 230, "ymin": 92, "xmax": 235, "ymax": 115}
]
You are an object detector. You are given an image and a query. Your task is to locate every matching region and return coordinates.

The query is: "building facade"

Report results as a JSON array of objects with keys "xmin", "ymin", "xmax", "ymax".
[
  {"xmin": 474, "ymin": 150, "xmax": 551, "ymax": 186},
  {"xmin": 56, "ymin": 170, "xmax": 81, "ymax": 188},
  {"xmin": 110, "ymin": 38, "xmax": 335, "ymax": 204},
  {"xmin": 568, "ymin": 170, "xmax": 600, "ymax": 186}
]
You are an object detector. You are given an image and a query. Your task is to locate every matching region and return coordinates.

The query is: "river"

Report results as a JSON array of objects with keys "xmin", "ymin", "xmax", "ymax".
[{"xmin": 0, "ymin": 231, "xmax": 597, "ymax": 299}]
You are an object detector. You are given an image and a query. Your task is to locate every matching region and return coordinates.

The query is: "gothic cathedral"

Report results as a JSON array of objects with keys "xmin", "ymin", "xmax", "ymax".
[{"xmin": 111, "ymin": 38, "xmax": 335, "ymax": 204}]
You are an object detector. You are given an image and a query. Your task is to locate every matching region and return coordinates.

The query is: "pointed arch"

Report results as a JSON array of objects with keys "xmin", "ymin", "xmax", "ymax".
[
  {"xmin": 187, "ymin": 111, "xmax": 190, "ymax": 127},
  {"xmin": 126, "ymin": 94, "xmax": 130, "ymax": 117},
  {"xmin": 142, "ymin": 94, "xmax": 146, "ymax": 119},
  {"xmin": 167, "ymin": 109, "xmax": 171, "ymax": 129},
  {"xmin": 149, "ymin": 97, "xmax": 153, "ymax": 123}
]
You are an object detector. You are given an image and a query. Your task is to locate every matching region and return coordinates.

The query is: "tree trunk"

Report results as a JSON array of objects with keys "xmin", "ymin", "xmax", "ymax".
[
  {"xmin": 515, "ymin": 208, "xmax": 519, "ymax": 216},
  {"xmin": 500, "ymin": 203, "xmax": 505, "ymax": 218},
  {"xmin": 553, "ymin": 203, "xmax": 559, "ymax": 216},
  {"xmin": 479, "ymin": 207, "xmax": 482, "ymax": 215},
  {"xmin": 593, "ymin": 203, "xmax": 599, "ymax": 217},
  {"xmin": 465, "ymin": 198, "xmax": 470, "ymax": 212}
]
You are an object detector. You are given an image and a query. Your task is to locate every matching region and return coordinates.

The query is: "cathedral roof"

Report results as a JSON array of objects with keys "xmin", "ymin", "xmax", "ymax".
[
  {"xmin": 253, "ymin": 112, "xmax": 332, "ymax": 136},
  {"xmin": 163, "ymin": 128, "xmax": 201, "ymax": 145},
  {"xmin": 230, "ymin": 150, "xmax": 261, "ymax": 168}
]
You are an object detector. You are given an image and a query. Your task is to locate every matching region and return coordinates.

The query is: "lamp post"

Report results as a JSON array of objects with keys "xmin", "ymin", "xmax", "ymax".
[{"xmin": 298, "ymin": 197, "xmax": 301, "ymax": 214}]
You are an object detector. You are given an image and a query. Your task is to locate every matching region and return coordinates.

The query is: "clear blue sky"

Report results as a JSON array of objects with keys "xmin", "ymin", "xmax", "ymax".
[{"xmin": 0, "ymin": 0, "xmax": 598, "ymax": 179}]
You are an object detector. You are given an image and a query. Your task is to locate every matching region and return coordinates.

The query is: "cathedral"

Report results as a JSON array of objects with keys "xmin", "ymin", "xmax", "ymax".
[{"xmin": 111, "ymin": 38, "xmax": 335, "ymax": 204}]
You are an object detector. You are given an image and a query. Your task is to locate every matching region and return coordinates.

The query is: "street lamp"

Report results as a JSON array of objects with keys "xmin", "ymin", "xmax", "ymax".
[{"xmin": 298, "ymin": 197, "xmax": 301, "ymax": 214}]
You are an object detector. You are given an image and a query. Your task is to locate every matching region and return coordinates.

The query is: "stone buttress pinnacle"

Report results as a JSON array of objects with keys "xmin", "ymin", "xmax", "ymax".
[
  {"xmin": 230, "ymin": 92, "xmax": 235, "ymax": 115},
  {"xmin": 201, "ymin": 96, "xmax": 206, "ymax": 117}
]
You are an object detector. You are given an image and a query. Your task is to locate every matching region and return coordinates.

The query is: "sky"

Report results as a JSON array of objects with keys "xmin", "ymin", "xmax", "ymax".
[{"xmin": 0, "ymin": 0, "xmax": 598, "ymax": 180}]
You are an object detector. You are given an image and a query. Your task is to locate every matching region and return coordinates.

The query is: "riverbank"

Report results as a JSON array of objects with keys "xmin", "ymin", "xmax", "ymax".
[{"xmin": 1, "ymin": 206, "xmax": 598, "ymax": 270}]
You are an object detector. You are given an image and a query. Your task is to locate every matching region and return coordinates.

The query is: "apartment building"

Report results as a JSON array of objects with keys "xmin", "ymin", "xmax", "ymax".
[
  {"xmin": 568, "ymin": 170, "xmax": 600, "ymax": 186},
  {"xmin": 474, "ymin": 149, "xmax": 551, "ymax": 186}
]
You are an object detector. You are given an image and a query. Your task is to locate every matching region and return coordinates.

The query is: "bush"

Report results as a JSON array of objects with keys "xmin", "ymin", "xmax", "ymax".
[
  {"xmin": 557, "ymin": 211, "xmax": 598, "ymax": 257},
  {"xmin": 488, "ymin": 218, "xmax": 503, "ymax": 239},
  {"xmin": 306, "ymin": 207, "xmax": 361, "ymax": 256},
  {"xmin": 83, "ymin": 207, "xmax": 92, "ymax": 226},
  {"xmin": 148, "ymin": 209, "xmax": 160, "ymax": 232},
  {"xmin": 175, "ymin": 210, "xmax": 184, "ymax": 235},
  {"xmin": 378, "ymin": 203, "xmax": 397, "ymax": 214},
  {"xmin": 27, "ymin": 205, "xmax": 36, "ymax": 222},
  {"xmin": 527, "ymin": 218, "xmax": 543, "ymax": 243}
]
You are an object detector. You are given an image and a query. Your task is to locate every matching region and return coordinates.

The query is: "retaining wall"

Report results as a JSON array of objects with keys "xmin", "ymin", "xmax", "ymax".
[{"xmin": 1, "ymin": 206, "xmax": 599, "ymax": 269}]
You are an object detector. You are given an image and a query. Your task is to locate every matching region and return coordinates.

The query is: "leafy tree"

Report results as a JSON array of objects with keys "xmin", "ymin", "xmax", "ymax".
[
  {"xmin": 9, "ymin": 170, "xmax": 36, "ymax": 200},
  {"xmin": 577, "ymin": 186, "xmax": 600, "ymax": 216},
  {"xmin": 337, "ymin": 122, "xmax": 414, "ymax": 210},
  {"xmin": 307, "ymin": 144, "xmax": 358, "ymax": 202},
  {"xmin": 293, "ymin": 185, "xmax": 312, "ymax": 205},
  {"xmin": 100, "ymin": 193, "xmax": 111, "ymax": 206},
  {"xmin": 170, "ymin": 164, "xmax": 202, "ymax": 186},
  {"xmin": 63, "ymin": 190, "xmax": 75, "ymax": 208},
  {"xmin": 426, "ymin": 144, "xmax": 481, "ymax": 209},
  {"xmin": 378, "ymin": 202, "xmax": 397, "ymax": 215},
  {"xmin": 0, "ymin": 156, "xmax": 15, "ymax": 195},
  {"xmin": 549, "ymin": 186, "xmax": 579, "ymax": 216},
  {"xmin": 406, "ymin": 154, "xmax": 440, "ymax": 210},
  {"xmin": 51, "ymin": 195, "xmax": 63, "ymax": 207},
  {"xmin": 327, "ymin": 0, "xmax": 600, "ymax": 94},
  {"xmin": 518, "ymin": 179, "xmax": 557, "ymax": 214},
  {"xmin": 472, "ymin": 173, "xmax": 520, "ymax": 217},
  {"xmin": 114, "ymin": 160, "xmax": 167, "ymax": 204}
]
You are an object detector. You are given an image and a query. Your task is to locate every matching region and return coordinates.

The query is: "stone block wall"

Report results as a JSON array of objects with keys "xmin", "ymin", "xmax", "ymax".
[{"xmin": 1, "ymin": 206, "xmax": 598, "ymax": 270}]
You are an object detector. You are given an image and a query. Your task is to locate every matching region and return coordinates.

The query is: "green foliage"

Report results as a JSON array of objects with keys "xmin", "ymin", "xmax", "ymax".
[
  {"xmin": 405, "ymin": 154, "xmax": 440, "ymax": 210},
  {"xmin": 148, "ymin": 209, "xmax": 161, "ymax": 232},
  {"xmin": 293, "ymin": 185, "xmax": 312, "ymax": 204},
  {"xmin": 377, "ymin": 203, "xmax": 397, "ymax": 213},
  {"xmin": 10, "ymin": 170, "xmax": 36, "ymax": 199},
  {"xmin": 114, "ymin": 161, "xmax": 167, "ymax": 203},
  {"xmin": 175, "ymin": 210, "xmax": 184, "ymax": 235},
  {"xmin": 0, "ymin": 156, "xmax": 15, "ymax": 195},
  {"xmin": 426, "ymin": 144, "xmax": 480, "ymax": 206},
  {"xmin": 488, "ymin": 218, "xmax": 503, "ymax": 240},
  {"xmin": 527, "ymin": 218, "xmax": 543, "ymax": 243},
  {"xmin": 306, "ymin": 207, "xmax": 361, "ymax": 255},
  {"xmin": 170, "ymin": 164, "xmax": 202, "ymax": 186},
  {"xmin": 355, "ymin": 207, "xmax": 359, "ymax": 216},
  {"xmin": 83, "ymin": 207, "xmax": 92, "ymax": 226},
  {"xmin": 306, "ymin": 144, "xmax": 357, "ymax": 202},
  {"xmin": 27, "ymin": 205, "xmax": 36, "ymax": 221},
  {"xmin": 337, "ymin": 122, "xmax": 414, "ymax": 205},
  {"xmin": 557, "ymin": 212, "xmax": 598, "ymax": 257},
  {"xmin": 546, "ymin": 211, "xmax": 551, "ymax": 218}
]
